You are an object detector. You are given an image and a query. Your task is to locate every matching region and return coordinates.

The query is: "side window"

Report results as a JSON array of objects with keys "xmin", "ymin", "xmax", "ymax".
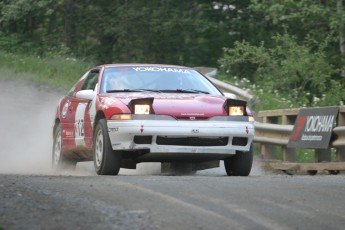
[
  {"xmin": 67, "ymin": 83, "xmax": 77, "ymax": 97},
  {"xmin": 80, "ymin": 70, "xmax": 99, "ymax": 91},
  {"xmin": 67, "ymin": 71, "xmax": 90, "ymax": 97}
]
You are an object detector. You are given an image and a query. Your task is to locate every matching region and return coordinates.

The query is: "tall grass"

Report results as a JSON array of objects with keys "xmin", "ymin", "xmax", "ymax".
[{"xmin": 0, "ymin": 51, "xmax": 93, "ymax": 90}]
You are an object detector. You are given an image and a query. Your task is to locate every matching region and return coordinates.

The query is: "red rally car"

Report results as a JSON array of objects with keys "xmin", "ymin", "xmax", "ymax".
[{"xmin": 52, "ymin": 64, "xmax": 255, "ymax": 176}]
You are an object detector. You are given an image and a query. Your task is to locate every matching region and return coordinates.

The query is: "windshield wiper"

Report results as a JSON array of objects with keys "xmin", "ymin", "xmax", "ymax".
[
  {"xmin": 106, "ymin": 89, "xmax": 162, "ymax": 93},
  {"xmin": 161, "ymin": 89, "xmax": 210, "ymax": 94}
]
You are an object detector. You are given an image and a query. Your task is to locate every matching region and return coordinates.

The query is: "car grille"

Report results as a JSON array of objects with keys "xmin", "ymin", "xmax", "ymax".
[{"xmin": 156, "ymin": 136, "xmax": 228, "ymax": 146}]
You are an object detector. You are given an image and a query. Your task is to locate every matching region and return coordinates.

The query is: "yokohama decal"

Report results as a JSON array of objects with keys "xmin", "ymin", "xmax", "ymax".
[
  {"xmin": 287, "ymin": 107, "xmax": 338, "ymax": 149},
  {"xmin": 132, "ymin": 67, "xmax": 190, "ymax": 74}
]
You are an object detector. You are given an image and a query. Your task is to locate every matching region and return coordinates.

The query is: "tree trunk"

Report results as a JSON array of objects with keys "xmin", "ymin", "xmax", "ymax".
[{"xmin": 64, "ymin": 0, "xmax": 75, "ymax": 48}]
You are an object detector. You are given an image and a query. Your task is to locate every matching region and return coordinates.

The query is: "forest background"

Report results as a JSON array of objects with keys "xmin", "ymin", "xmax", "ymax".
[{"xmin": 1, "ymin": 0, "xmax": 345, "ymax": 110}]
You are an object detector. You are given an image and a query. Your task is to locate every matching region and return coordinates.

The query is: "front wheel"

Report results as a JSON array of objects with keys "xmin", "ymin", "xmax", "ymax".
[
  {"xmin": 52, "ymin": 124, "xmax": 76, "ymax": 170},
  {"xmin": 93, "ymin": 119, "xmax": 121, "ymax": 175},
  {"xmin": 224, "ymin": 147, "xmax": 253, "ymax": 176}
]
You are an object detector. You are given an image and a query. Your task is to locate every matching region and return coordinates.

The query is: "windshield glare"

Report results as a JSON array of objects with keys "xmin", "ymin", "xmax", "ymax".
[{"xmin": 100, "ymin": 66, "xmax": 221, "ymax": 95}]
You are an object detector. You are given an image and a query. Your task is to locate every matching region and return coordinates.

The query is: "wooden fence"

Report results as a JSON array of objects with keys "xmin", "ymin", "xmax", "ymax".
[{"xmin": 255, "ymin": 107, "xmax": 345, "ymax": 174}]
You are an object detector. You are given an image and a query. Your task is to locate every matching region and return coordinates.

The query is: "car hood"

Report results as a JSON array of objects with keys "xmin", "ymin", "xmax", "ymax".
[{"xmin": 104, "ymin": 92, "xmax": 227, "ymax": 119}]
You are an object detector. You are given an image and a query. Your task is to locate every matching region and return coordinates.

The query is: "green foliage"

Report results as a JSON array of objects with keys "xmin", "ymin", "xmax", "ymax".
[
  {"xmin": 0, "ymin": 0, "xmax": 345, "ymax": 110},
  {"xmin": 0, "ymin": 0, "xmax": 224, "ymax": 66},
  {"xmin": 296, "ymin": 149, "xmax": 315, "ymax": 163},
  {"xmin": 219, "ymin": 33, "xmax": 342, "ymax": 108}
]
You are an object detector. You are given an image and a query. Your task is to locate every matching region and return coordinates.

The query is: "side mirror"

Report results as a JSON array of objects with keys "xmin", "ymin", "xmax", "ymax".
[{"xmin": 76, "ymin": 90, "xmax": 96, "ymax": 100}]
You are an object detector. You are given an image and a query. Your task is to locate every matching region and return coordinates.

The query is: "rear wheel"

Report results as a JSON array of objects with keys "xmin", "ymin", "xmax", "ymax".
[
  {"xmin": 93, "ymin": 119, "xmax": 121, "ymax": 175},
  {"xmin": 224, "ymin": 147, "xmax": 253, "ymax": 176},
  {"xmin": 52, "ymin": 124, "xmax": 76, "ymax": 170}
]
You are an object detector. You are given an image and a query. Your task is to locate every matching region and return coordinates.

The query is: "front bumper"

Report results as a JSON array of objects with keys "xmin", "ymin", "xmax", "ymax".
[{"xmin": 107, "ymin": 117, "xmax": 254, "ymax": 156}]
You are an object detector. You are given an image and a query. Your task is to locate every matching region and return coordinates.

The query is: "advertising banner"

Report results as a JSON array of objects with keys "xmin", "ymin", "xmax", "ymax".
[{"xmin": 287, "ymin": 107, "xmax": 338, "ymax": 149}]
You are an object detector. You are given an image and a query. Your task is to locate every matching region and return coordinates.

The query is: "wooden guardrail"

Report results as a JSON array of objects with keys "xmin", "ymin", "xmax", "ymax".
[{"xmin": 255, "ymin": 107, "xmax": 345, "ymax": 174}]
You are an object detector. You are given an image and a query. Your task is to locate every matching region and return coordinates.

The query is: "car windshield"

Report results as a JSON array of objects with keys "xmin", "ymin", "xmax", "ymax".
[{"xmin": 100, "ymin": 66, "xmax": 222, "ymax": 95}]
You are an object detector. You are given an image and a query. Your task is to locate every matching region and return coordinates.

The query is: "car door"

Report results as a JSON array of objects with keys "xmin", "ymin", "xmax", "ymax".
[
  {"xmin": 60, "ymin": 78, "xmax": 84, "ymax": 152},
  {"xmin": 74, "ymin": 69, "xmax": 100, "ymax": 149}
]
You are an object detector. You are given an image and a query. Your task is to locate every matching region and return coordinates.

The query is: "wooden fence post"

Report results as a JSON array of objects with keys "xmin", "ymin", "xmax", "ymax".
[
  {"xmin": 336, "ymin": 148, "xmax": 345, "ymax": 161},
  {"xmin": 336, "ymin": 107, "xmax": 345, "ymax": 161},
  {"xmin": 261, "ymin": 116, "xmax": 278, "ymax": 159},
  {"xmin": 315, "ymin": 149, "xmax": 331, "ymax": 162},
  {"xmin": 282, "ymin": 115, "xmax": 297, "ymax": 162}
]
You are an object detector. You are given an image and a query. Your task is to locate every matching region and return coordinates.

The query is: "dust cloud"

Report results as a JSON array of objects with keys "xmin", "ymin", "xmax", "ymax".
[
  {"xmin": 0, "ymin": 79, "xmax": 265, "ymax": 176},
  {"xmin": 0, "ymin": 79, "xmax": 159, "ymax": 176},
  {"xmin": 0, "ymin": 79, "xmax": 60, "ymax": 174}
]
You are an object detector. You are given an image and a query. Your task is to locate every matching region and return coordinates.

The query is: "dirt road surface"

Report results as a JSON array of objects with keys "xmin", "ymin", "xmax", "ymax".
[{"xmin": 1, "ymin": 78, "xmax": 345, "ymax": 230}]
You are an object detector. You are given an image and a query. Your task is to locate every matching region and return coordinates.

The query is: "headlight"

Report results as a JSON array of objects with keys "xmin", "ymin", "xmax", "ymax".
[
  {"xmin": 225, "ymin": 98, "xmax": 247, "ymax": 116},
  {"xmin": 228, "ymin": 106, "xmax": 245, "ymax": 116},
  {"xmin": 134, "ymin": 104, "xmax": 150, "ymax": 115},
  {"xmin": 129, "ymin": 97, "xmax": 154, "ymax": 115}
]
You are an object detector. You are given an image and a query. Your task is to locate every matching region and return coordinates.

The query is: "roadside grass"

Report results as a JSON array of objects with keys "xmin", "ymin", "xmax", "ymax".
[{"xmin": 0, "ymin": 51, "xmax": 93, "ymax": 90}]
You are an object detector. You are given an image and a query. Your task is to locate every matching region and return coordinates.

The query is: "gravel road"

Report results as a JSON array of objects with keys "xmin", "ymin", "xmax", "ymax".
[
  {"xmin": 1, "ymin": 174, "xmax": 345, "ymax": 230},
  {"xmin": 1, "ymin": 77, "xmax": 345, "ymax": 230}
]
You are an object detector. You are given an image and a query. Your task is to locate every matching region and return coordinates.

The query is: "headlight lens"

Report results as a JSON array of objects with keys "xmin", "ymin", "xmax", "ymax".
[
  {"xmin": 229, "ymin": 106, "xmax": 245, "ymax": 116},
  {"xmin": 134, "ymin": 104, "xmax": 150, "ymax": 114}
]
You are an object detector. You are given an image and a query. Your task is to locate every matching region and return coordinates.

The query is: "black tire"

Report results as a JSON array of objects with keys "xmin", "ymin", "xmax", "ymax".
[
  {"xmin": 93, "ymin": 119, "xmax": 121, "ymax": 175},
  {"xmin": 224, "ymin": 147, "xmax": 253, "ymax": 176},
  {"xmin": 52, "ymin": 124, "xmax": 76, "ymax": 170}
]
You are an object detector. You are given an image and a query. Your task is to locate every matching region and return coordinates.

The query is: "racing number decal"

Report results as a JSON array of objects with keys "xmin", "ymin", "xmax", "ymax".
[
  {"xmin": 75, "ymin": 103, "xmax": 87, "ymax": 145},
  {"xmin": 75, "ymin": 119, "xmax": 84, "ymax": 137}
]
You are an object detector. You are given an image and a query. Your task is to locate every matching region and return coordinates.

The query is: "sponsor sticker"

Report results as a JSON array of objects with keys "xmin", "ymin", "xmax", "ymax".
[
  {"xmin": 100, "ymin": 97, "xmax": 117, "ymax": 110},
  {"xmin": 108, "ymin": 127, "xmax": 119, "ymax": 132},
  {"xmin": 287, "ymin": 107, "xmax": 339, "ymax": 149},
  {"xmin": 132, "ymin": 67, "xmax": 190, "ymax": 74},
  {"xmin": 61, "ymin": 100, "xmax": 70, "ymax": 118}
]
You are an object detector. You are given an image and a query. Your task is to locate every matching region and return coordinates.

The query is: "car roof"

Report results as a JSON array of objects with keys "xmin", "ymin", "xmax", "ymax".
[{"xmin": 96, "ymin": 63, "xmax": 190, "ymax": 69}]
